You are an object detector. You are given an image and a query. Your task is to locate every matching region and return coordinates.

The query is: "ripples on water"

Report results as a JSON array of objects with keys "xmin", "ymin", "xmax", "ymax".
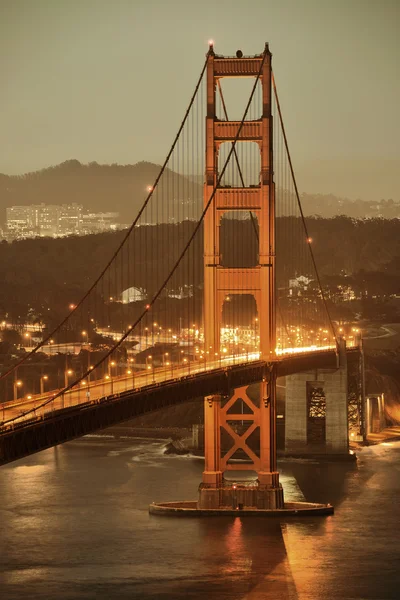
[{"xmin": 0, "ymin": 435, "xmax": 399, "ymax": 599}]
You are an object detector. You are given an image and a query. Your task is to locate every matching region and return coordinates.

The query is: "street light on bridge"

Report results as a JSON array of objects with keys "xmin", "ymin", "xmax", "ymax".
[
  {"xmin": 13, "ymin": 379, "xmax": 23, "ymax": 401},
  {"xmin": 126, "ymin": 367, "xmax": 135, "ymax": 390},
  {"xmin": 24, "ymin": 332, "xmax": 31, "ymax": 347},
  {"xmin": 222, "ymin": 348, "xmax": 227, "ymax": 365},
  {"xmin": 146, "ymin": 355, "xmax": 154, "ymax": 382},
  {"xmin": 64, "ymin": 369, "xmax": 73, "ymax": 388},
  {"xmin": 40, "ymin": 374, "xmax": 48, "ymax": 395}
]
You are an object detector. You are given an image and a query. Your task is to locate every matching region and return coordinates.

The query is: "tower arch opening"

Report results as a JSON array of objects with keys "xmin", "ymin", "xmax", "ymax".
[
  {"xmin": 215, "ymin": 77, "xmax": 263, "ymax": 122},
  {"xmin": 217, "ymin": 141, "xmax": 261, "ymax": 188},
  {"xmin": 220, "ymin": 293, "xmax": 258, "ymax": 355},
  {"xmin": 220, "ymin": 210, "xmax": 259, "ymax": 268}
]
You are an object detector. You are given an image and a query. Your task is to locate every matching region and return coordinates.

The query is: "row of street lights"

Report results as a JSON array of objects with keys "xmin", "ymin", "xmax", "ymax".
[
  {"xmin": 8, "ymin": 345, "xmax": 244, "ymax": 405},
  {"xmin": 12, "ymin": 370, "xmax": 73, "ymax": 401}
]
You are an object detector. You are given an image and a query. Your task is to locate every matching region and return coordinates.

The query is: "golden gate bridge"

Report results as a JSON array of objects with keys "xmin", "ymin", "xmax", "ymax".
[{"xmin": 0, "ymin": 44, "xmax": 361, "ymax": 512}]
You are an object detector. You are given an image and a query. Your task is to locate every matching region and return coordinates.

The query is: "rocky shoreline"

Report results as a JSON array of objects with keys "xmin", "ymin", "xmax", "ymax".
[
  {"xmin": 91, "ymin": 421, "xmax": 400, "ymax": 458},
  {"xmin": 99, "ymin": 423, "xmax": 192, "ymax": 441},
  {"xmin": 92, "ymin": 423, "xmax": 195, "ymax": 454}
]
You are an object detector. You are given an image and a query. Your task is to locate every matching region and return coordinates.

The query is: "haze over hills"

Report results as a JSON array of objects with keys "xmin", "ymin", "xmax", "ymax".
[
  {"xmin": 0, "ymin": 160, "xmax": 202, "ymax": 226},
  {"xmin": 0, "ymin": 160, "xmax": 399, "ymax": 226}
]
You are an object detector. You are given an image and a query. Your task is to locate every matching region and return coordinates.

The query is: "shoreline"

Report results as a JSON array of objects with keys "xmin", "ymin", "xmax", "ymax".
[
  {"xmin": 362, "ymin": 425, "xmax": 400, "ymax": 447},
  {"xmin": 96, "ymin": 424, "xmax": 192, "ymax": 441},
  {"xmin": 89, "ymin": 423, "xmax": 400, "ymax": 458}
]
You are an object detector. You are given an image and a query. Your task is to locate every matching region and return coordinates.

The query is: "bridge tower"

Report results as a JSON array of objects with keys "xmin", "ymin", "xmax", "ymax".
[{"xmin": 199, "ymin": 44, "xmax": 283, "ymax": 509}]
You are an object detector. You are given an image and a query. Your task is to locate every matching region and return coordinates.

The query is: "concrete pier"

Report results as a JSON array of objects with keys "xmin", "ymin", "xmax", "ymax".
[
  {"xmin": 366, "ymin": 394, "xmax": 386, "ymax": 434},
  {"xmin": 285, "ymin": 341, "xmax": 349, "ymax": 457},
  {"xmin": 149, "ymin": 500, "xmax": 334, "ymax": 517},
  {"xmin": 198, "ymin": 479, "xmax": 284, "ymax": 510}
]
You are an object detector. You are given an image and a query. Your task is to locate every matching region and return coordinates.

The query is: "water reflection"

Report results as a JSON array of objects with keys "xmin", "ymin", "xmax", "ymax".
[
  {"xmin": 0, "ymin": 438, "xmax": 399, "ymax": 599},
  {"xmin": 197, "ymin": 516, "xmax": 298, "ymax": 599},
  {"xmin": 280, "ymin": 458, "xmax": 358, "ymax": 506}
]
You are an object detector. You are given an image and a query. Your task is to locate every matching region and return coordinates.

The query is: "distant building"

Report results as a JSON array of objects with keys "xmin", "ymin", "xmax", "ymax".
[
  {"xmin": 120, "ymin": 287, "xmax": 146, "ymax": 304},
  {"xmin": 34, "ymin": 204, "xmax": 60, "ymax": 236},
  {"xmin": 6, "ymin": 205, "xmax": 36, "ymax": 236},
  {"xmin": 57, "ymin": 204, "xmax": 83, "ymax": 235},
  {"xmin": 167, "ymin": 285, "xmax": 194, "ymax": 299},
  {"xmin": 338, "ymin": 284, "xmax": 356, "ymax": 301},
  {"xmin": 5, "ymin": 204, "xmax": 122, "ymax": 240},
  {"xmin": 288, "ymin": 275, "xmax": 312, "ymax": 296},
  {"xmin": 81, "ymin": 212, "xmax": 120, "ymax": 233}
]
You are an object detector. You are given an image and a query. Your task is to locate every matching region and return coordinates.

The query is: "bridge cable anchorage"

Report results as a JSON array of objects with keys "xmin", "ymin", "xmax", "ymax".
[
  {"xmin": 216, "ymin": 79, "xmax": 291, "ymax": 345},
  {"xmin": 271, "ymin": 70, "xmax": 338, "ymax": 349},
  {"xmin": 0, "ymin": 47, "xmax": 268, "ymax": 427},
  {"xmin": 0, "ymin": 51, "xmax": 213, "ymax": 383}
]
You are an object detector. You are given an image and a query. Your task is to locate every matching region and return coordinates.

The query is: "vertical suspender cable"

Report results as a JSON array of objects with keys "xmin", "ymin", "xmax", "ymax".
[{"xmin": 271, "ymin": 72, "xmax": 337, "ymax": 346}]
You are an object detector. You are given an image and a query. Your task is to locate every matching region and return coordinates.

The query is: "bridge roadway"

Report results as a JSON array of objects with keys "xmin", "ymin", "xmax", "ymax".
[{"xmin": 0, "ymin": 347, "xmax": 360, "ymax": 466}]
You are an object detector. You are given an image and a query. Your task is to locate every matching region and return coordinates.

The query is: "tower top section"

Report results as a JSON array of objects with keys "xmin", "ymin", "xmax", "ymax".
[{"xmin": 207, "ymin": 43, "xmax": 271, "ymax": 78}]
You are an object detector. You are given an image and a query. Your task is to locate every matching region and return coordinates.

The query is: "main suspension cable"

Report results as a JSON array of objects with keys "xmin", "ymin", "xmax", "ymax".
[
  {"xmin": 0, "ymin": 52, "xmax": 212, "ymax": 382},
  {"xmin": 2, "ymin": 47, "xmax": 269, "ymax": 425}
]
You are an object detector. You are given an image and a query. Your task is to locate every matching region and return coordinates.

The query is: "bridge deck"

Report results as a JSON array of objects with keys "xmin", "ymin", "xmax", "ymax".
[{"xmin": 0, "ymin": 348, "xmax": 360, "ymax": 466}]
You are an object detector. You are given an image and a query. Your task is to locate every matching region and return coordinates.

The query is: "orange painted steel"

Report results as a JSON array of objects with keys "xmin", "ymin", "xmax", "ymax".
[{"xmin": 201, "ymin": 45, "xmax": 281, "ymax": 504}]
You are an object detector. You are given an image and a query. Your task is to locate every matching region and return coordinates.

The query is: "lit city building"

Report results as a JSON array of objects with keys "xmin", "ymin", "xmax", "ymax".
[
  {"xmin": 120, "ymin": 286, "xmax": 146, "ymax": 304},
  {"xmin": 57, "ymin": 204, "xmax": 83, "ymax": 235},
  {"xmin": 81, "ymin": 212, "xmax": 121, "ymax": 233},
  {"xmin": 6, "ymin": 205, "xmax": 36, "ymax": 236},
  {"xmin": 5, "ymin": 203, "xmax": 123, "ymax": 240},
  {"xmin": 288, "ymin": 274, "xmax": 313, "ymax": 296}
]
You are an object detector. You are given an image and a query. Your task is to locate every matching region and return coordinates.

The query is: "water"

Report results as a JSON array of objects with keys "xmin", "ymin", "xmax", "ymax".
[{"xmin": 0, "ymin": 435, "xmax": 399, "ymax": 599}]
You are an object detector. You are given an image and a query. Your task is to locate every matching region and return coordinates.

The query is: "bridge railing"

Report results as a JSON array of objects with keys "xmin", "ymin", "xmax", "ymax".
[{"xmin": 0, "ymin": 343, "xmax": 349, "ymax": 432}]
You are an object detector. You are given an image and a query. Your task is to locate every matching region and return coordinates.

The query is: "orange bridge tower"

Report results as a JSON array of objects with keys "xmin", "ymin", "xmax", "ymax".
[{"xmin": 199, "ymin": 44, "xmax": 284, "ymax": 510}]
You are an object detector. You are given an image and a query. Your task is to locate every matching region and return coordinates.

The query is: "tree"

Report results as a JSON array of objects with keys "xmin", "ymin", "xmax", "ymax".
[{"xmin": 1, "ymin": 329, "xmax": 22, "ymax": 347}]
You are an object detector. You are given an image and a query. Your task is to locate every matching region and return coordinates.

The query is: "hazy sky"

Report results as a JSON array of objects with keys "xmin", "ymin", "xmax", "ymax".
[{"xmin": 1, "ymin": 0, "xmax": 399, "ymax": 200}]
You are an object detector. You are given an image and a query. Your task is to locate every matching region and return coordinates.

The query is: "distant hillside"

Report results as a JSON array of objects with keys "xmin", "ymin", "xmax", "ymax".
[
  {"xmin": 300, "ymin": 193, "xmax": 400, "ymax": 219},
  {"xmin": 0, "ymin": 216, "xmax": 399, "ymax": 327},
  {"xmin": 0, "ymin": 160, "xmax": 202, "ymax": 225},
  {"xmin": 0, "ymin": 160, "xmax": 399, "ymax": 226}
]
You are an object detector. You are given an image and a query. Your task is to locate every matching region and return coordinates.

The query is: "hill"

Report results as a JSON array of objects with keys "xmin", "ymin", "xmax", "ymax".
[
  {"xmin": 0, "ymin": 216, "xmax": 399, "ymax": 327},
  {"xmin": 300, "ymin": 193, "xmax": 400, "ymax": 219},
  {"xmin": 1, "ymin": 160, "xmax": 399, "ymax": 227},
  {"xmin": 0, "ymin": 160, "xmax": 202, "ymax": 225}
]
